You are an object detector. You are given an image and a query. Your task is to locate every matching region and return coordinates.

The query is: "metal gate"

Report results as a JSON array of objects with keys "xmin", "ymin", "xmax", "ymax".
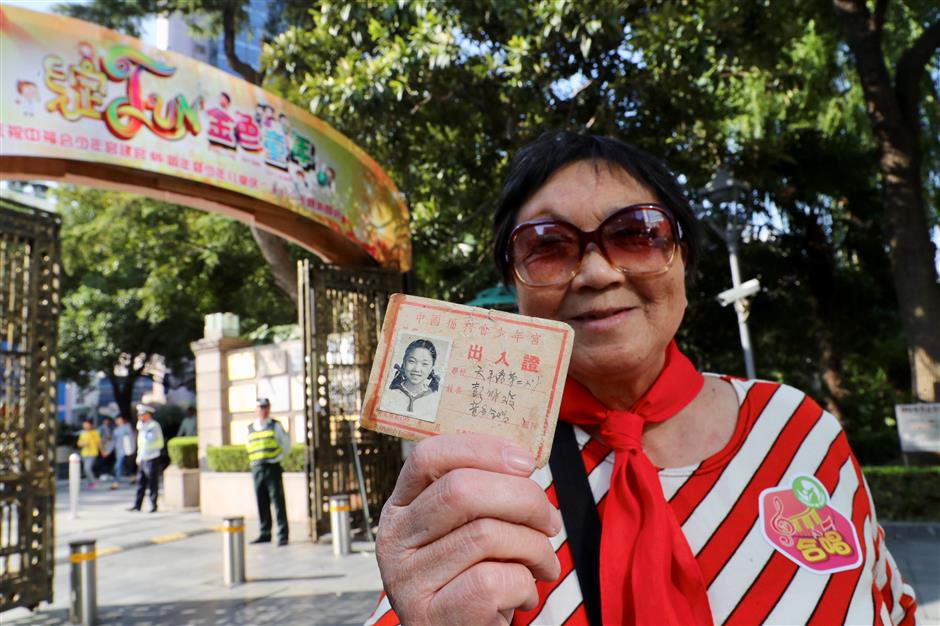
[
  {"xmin": 298, "ymin": 259, "xmax": 405, "ymax": 539},
  {"xmin": 0, "ymin": 199, "xmax": 60, "ymax": 612}
]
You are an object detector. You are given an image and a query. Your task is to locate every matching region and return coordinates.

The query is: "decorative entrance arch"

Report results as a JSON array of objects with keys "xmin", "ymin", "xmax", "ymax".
[{"xmin": 0, "ymin": 5, "xmax": 411, "ymax": 269}]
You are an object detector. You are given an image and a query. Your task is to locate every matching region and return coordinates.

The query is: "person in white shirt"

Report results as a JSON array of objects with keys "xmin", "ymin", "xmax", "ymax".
[{"xmin": 129, "ymin": 404, "xmax": 164, "ymax": 513}]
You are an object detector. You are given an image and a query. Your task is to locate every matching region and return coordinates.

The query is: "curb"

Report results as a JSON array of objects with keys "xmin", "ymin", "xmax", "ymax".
[{"xmin": 54, "ymin": 527, "xmax": 216, "ymax": 565}]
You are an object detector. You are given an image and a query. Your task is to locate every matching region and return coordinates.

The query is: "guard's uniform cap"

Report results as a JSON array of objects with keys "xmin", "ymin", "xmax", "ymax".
[
  {"xmin": 136, "ymin": 403, "xmax": 156, "ymax": 414},
  {"xmin": 256, "ymin": 398, "xmax": 271, "ymax": 408}
]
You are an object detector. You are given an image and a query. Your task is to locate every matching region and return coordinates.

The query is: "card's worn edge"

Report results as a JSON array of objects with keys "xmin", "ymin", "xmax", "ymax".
[{"xmin": 359, "ymin": 293, "xmax": 404, "ymax": 432}]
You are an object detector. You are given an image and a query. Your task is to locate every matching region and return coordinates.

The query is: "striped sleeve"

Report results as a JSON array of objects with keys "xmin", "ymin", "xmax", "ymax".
[
  {"xmin": 363, "ymin": 592, "xmax": 399, "ymax": 626},
  {"xmin": 861, "ymin": 472, "xmax": 918, "ymax": 624}
]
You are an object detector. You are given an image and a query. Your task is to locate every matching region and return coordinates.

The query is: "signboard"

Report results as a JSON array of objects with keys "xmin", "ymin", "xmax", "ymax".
[
  {"xmin": 0, "ymin": 6, "xmax": 410, "ymax": 269},
  {"xmin": 894, "ymin": 403, "xmax": 940, "ymax": 454}
]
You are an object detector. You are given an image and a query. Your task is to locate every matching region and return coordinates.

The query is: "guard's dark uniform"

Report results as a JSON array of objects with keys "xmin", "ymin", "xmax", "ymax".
[{"xmin": 247, "ymin": 417, "xmax": 289, "ymax": 544}]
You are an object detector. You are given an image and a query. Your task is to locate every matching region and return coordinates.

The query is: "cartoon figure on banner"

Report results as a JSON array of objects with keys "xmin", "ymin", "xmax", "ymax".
[
  {"xmin": 379, "ymin": 335, "xmax": 452, "ymax": 423},
  {"xmin": 287, "ymin": 129, "xmax": 318, "ymax": 198},
  {"xmin": 14, "ymin": 80, "xmax": 40, "ymax": 116},
  {"xmin": 316, "ymin": 164, "xmax": 336, "ymax": 192}
]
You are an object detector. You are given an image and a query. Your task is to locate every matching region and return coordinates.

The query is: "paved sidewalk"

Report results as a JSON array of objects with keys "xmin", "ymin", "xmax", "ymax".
[
  {"xmin": 3, "ymin": 480, "xmax": 938, "ymax": 625},
  {"xmin": 2, "ymin": 481, "xmax": 384, "ymax": 625}
]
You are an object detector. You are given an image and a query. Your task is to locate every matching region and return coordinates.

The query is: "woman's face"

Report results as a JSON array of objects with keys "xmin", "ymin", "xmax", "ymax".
[
  {"xmin": 512, "ymin": 160, "xmax": 688, "ymax": 383},
  {"xmin": 403, "ymin": 347, "xmax": 434, "ymax": 387}
]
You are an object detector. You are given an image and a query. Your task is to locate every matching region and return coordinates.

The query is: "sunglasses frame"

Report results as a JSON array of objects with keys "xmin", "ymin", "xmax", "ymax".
[{"xmin": 507, "ymin": 203, "xmax": 684, "ymax": 287}]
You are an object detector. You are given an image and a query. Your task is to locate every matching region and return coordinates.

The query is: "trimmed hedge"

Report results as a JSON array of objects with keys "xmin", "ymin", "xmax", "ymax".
[
  {"xmin": 167, "ymin": 436, "xmax": 199, "ymax": 469},
  {"xmin": 207, "ymin": 444, "xmax": 306, "ymax": 473},
  {"xmin": 863, "ymin": 466, "xmax": 940, "ymax": 521}
]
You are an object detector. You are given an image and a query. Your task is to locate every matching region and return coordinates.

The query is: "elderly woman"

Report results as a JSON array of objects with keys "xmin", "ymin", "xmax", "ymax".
[{"xmin": 368, "ymin": 131, "xmax": 916, "ymax": 625}]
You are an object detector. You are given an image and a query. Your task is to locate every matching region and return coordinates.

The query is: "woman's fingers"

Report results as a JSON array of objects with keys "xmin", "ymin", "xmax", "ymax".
[
  {"xmin": 427, "ymin": 561, "xmax": 541, "ymax": 625},
  {"xmin": 388, "ymin": 433, "xmax": 537, "ymax": 507},
  {"xmin": 407, "ymin": 517, "xmax": 561, "ymax": 592},
  {"xmin": 396, "ymin": 468, "xmax": 561, "ymax": 548}
]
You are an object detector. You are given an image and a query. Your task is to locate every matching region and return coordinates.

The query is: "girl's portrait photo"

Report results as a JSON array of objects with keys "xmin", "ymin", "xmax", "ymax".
[{"xmin": 379, "ymin": 334, "xmax": 451, "ymax": 422}]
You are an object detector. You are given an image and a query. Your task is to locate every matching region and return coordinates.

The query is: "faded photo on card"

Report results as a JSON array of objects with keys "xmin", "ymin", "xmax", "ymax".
[
  {"xmin": 361, "ymin": 294, "xmax": 574, "ymax": 467},
  {"xmin": 378, "ymin": 333, "xmax": 452, "ymax": 423}
]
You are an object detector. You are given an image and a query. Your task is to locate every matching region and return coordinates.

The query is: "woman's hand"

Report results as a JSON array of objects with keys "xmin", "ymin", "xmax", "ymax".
[{"xmin": 376, "ymin": 433, "xmax": 562, "ymax": 626}]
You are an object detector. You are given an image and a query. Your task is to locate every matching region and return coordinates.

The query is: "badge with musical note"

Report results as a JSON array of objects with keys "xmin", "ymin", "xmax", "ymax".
[{"xmin": 758, "ymin": 475, "xmax": 862, "ymax": 574}]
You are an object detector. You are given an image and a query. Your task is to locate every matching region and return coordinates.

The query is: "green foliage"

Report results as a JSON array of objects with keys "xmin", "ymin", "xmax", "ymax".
[
  {"xmin": 281, "ymin": 445, "xmax": 307, "ymax": 472},
  {"xmin": 167, "ymin": 436, "xmax": 199, "ymax": 469},
  {"xmin": 864, "ymin": 466, "xmax": 940, "ymax": 521},
  {"xmin": 56, "ymin": 187, "xmax": 295, "ymax": 418},
  {"xmin": 206, "ymin": 444, "xmax": 306, "ymax": 472},
  {"xmin": 206, "ymin": 445, "xmax": 249, "ymax": 472}
]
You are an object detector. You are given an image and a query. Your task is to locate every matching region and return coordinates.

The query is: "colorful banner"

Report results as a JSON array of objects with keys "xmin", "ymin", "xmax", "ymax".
[{"xmin": 0, "ymin": 6, "xmax": 410, "ymax": 269}]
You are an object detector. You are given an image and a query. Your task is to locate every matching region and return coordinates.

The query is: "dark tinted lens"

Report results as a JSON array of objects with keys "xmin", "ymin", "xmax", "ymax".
[
  {"xmin": 601, "ymin": 208, "xmax": 676, "ymax": 273},
  {"xmin": 511, "ymin": 223, "xmax": 580, "ymax": 285}
]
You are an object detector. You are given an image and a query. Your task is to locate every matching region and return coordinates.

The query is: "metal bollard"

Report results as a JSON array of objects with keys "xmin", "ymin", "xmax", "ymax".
[
  {"xmin": 69, "ymin": 540, "xmax": 97, "ymax": 625},
  {"xmin": 329, "ymin": 494, "xmax": 351, "ymax": 556},
  {"xmin": 222, "ymin": 516, "xmax": 246, "ymax": 586},
  {"xmin": 69, "ymin": 453, "xmax": 81, "ymax": 519}
]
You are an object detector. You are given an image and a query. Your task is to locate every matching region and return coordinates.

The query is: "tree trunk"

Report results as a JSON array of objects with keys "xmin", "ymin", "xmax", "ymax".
[
  {"xmin": 108, "ymin": 372, "xmax": 140, "ymax": 427},
  {"xmin": 832, "ymin": 0, "xmax": 940, "ymax": 402},
  {"xmin": 251, "ymin": 226, "xmax": 298, "ymax": 305},
  {"xmin": 782, "ymin": 194, "xmax": 849, "ymax": 421}
]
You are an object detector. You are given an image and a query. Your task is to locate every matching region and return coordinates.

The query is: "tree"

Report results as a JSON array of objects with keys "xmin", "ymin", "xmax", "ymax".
[
  {"xmin": 57, "ymin": 187, "xmax": 295, "ymax": 420},
  {"xmin": 831, "ymin": 0, "xmax": 940, "ymax": 402},
  {"xmin": 261, "ymin": 1, "xmax": 929, "ymax": 440}
]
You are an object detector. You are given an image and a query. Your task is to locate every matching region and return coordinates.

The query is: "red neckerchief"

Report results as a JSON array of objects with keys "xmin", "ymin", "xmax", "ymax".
[{"xmin": 559, "ymin": 340, "xmax": 713, "ymax": 625}]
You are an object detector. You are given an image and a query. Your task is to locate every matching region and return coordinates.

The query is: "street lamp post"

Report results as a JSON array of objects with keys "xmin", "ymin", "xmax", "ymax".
[{"xmin": 701, "ymin": 168, "xmax": 758, "ymax": 380}]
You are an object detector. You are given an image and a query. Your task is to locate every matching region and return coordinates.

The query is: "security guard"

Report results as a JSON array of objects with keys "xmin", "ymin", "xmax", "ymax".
[
  {"xmin": 129, "ymin": 403, "xmax": 164, "ymax": 512},
  {"xmin": 247, "ymin": 397, "xmax": 291, "ymax": 545}
]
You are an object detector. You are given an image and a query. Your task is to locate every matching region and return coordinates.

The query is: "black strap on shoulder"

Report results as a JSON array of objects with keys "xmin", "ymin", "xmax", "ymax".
[{"xmin": 549, "ymin": 422, "xmax": 602, "ymax": 626}]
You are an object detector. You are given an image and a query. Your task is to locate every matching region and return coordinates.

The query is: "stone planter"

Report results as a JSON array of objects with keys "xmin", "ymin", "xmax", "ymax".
[
  {"xmin": 163, "ymin": 466, "xmax": 200, "ymax": 510},
  {"xmin": 200, "ymin": 470, "xmax": 308, "ymax": 522}
]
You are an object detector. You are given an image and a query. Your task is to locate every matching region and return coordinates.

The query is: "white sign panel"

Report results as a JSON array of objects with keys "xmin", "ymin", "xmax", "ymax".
[{"xmin": 894, "ymin": 403, "xmax": 940, "ymax": 453}]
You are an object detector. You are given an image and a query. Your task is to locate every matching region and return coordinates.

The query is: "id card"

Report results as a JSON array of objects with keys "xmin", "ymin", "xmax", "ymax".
[{"xmin": 360, "ymin": 294, "xmax": 574, "ymax": 467}]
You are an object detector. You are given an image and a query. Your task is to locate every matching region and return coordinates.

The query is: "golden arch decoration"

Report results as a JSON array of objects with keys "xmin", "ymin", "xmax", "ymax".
[{"xmin": 0, "ymin": 6, "xmax": 411, "ymax": 270}]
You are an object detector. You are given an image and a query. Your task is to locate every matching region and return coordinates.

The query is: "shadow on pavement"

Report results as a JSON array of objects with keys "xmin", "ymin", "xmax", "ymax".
[{"xmin": 9, "ymin": 591, "xmax": 380, "ymax": 626}]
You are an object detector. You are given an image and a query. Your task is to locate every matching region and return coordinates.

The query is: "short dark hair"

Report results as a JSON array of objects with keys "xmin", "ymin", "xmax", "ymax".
[{"xmin": 493, "ymin": 130, "xmax": 702, "ymax": 283}]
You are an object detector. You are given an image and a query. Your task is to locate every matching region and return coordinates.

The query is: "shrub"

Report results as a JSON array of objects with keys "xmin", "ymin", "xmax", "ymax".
[
  {"xmin": 206, "ymin": 445, "xmax": 249, "ymax": 472},
  {"xmin": 167, "ymin": 436, "xmax": 198, "ymax": 469},
  {"xmin": 281, "ymin": 445, "xmax": 307, "ymax": 472},
  {"xmin": 206, "ymin": 444, "xmax": 307, "ymax": 472},
  {"xmin": 863, "ymin": 466, "xmax": 940, "ymax": 521}
]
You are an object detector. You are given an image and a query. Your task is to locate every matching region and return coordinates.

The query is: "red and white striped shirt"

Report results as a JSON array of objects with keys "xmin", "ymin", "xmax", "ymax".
[{"xmin": 366, "ymin": 378, "xmax": 918, "ymax": 625}]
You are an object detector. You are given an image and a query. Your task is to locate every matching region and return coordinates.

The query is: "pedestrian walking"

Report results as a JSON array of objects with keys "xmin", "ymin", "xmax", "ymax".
[
  {"xmin": 129, "ymin": 404, "xmax": 164, "ymax": 513},
  {"xmin": 76, "ymin": 418, "xmax": 100, "ymax": 489},
  {"xmin": 248, "ymin": 397, "xmax": 291, "ymax": 545},
  {"xmin": 177, "ymin": 406, "xmax": 197, "ymax": 437},
  {"xmin": 111, "ymin": 415, "xmax": 136, "ymax": 489}
]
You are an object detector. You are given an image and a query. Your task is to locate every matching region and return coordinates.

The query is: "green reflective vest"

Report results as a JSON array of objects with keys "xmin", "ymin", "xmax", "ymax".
[{"xmin": 247, "ymin": 421, "xmax": 281, "ymax": 465}]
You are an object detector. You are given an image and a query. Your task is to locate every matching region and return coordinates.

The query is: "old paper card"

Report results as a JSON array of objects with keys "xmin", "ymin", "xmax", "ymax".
[{"xmin": 361, "ymin": 294, "xmax": 574, "ymax": 467}]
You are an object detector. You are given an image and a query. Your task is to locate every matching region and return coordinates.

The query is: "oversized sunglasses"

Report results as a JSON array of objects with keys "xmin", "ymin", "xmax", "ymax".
[{"xmin": 507, "ymin": 203, "xmax": 683, "ymax": 287}]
